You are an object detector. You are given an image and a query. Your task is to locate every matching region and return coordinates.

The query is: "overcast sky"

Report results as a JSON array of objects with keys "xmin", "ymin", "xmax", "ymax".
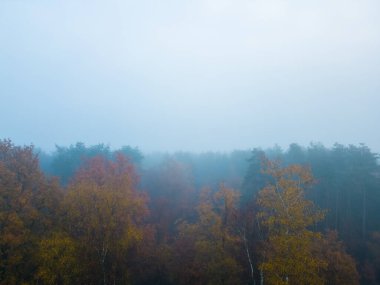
[{"xmin": 1, "ymin": 0, "xmax": 379, "ymax": 153}]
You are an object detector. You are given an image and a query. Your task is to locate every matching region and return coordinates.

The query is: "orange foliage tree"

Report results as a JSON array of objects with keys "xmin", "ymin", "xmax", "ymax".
[
  {"xmin": 0, "ymin": 139, "xmax": 61, "ymax": 284},
  {"xmin": 318, "ymin": 230, "xmax": 359, "ymax": 285},
  {"xmin": 61, "ymin": 154, "xmax": 148, "ymax": 285}
]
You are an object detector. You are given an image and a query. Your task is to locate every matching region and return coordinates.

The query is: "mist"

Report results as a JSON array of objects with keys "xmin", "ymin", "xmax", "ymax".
[
  {"xmin": 2, "ymin": 2, "xmax": 380, "ymax": 283},
  {"xmin": 1, "ymin": 0, "xmax": 379, "ymax": 153}
]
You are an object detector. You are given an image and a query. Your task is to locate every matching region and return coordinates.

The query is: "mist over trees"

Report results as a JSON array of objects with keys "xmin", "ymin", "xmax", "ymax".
[{"xmin": 1, "ymin": 139, "xmax": 380, "ymax": 284}]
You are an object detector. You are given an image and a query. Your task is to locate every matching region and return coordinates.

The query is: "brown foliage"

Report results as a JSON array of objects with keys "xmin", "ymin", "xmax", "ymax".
[
  {"xmin": 318, "ymin": 231, "xmax": 359, "ymax": 285},
  {"xmin": 171, "ymin": 186, "xmax": 243, "ymax": 285},
  {"xmin": 0, "ymin": 139, "xmax": 61, "ymax": 284},
  {"xmin": 62, "ymin": 154, "xmax": 148, "ymax": 284}
]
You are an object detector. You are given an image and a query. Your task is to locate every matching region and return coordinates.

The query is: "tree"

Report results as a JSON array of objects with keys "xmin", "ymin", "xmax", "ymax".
[
  {"xmin": 318, "ymin": 231, "xmax": 359, "ymax": 285},
  {"xmin": 36, "ymin": 232, "xmax": 81, "ymax": 285},
  {"xmin": 143, "ymin": 158, "xmax": 196, "ymax": 244},
  {"xmin": 256, "ymin": 158, "xmax": 327, "ymax": 285},
  {"xmin": 51, "ymin": 142, "xmax": 111, "ymax": 185},
  {"xmin": 118, "ymin": 146, "xmax": 143, "ymax": 165},
  {"xmin": 62, "ymin": 154, "xmax": 148, "ymax": 285},
  {"xmin": 0, "ymin": 139, "xmax": 61, "ymax": 284},
  {"xmin": 361, "ymin": 231, "xmax": 380, "ymax": 284},
  {"xmin": 242, "ymin": 149, "xmax": 270, "ymax": 203},
  {"xmin": 171, "ymin": 186, "xmax": 243, "ymax": 285}
]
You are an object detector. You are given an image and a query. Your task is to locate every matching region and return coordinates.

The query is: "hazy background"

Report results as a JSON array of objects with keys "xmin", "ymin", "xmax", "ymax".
[{"xmin": 1, "ymin": 0, "xmax": 379, "ymax": 153}]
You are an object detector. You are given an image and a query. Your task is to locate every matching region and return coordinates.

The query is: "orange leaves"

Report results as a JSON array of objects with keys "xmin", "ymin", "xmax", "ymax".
[
  {"xmin": 61, "ymin": 155, "xmax": 148, "ymax": 284},
  {"xmin": 317, "ymin": 231, "xmax": 359, "ymax": 285},
  {"xmin": 0, "ymin": 140, "xmax": 62, "ymax": 284}
]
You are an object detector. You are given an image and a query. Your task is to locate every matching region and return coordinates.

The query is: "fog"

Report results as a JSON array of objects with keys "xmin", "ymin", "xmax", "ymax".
[{"xmin": 1, "ymin": 0, "xmax": 379, "ymax": 152}]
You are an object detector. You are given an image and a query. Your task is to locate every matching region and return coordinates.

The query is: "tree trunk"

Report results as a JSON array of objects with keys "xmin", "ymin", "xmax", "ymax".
[
  {"xmin": 242, "ymin": 229, "xmax": 254, "ymax": 284},
  {"xmin": 362, "ymin": 188, "xmax": 367, "ymax": 239}
]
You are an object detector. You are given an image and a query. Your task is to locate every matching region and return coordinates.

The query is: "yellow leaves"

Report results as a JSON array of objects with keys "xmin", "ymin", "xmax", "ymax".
[
  {"xmin": 214, "ymin": 184, "xmax": 240, "ymax": 209},
  {"xmin": 1, "ymin": 212, "xmax": 28, "ymax": 246},
  {"xmin": 173, "ymin": 185, "xmax": 243, "ymax": 285},
  {"xmin": 36, "ymin": 233, "xmax": 81, "ymax": 285},
  {"xmin": 0, "ymin": 141, "xmax": 63, "ymax": 285},
  {"xmin": 58, "ymin": 155, "xmax": 148, "ymax": 284},
  {"xmin": 257, "ymin": 159, "xmax": 327, "ymax": 285},
  {"xmin": 121, "ymin": 224, "xmax": 144, "ymax": 248},
  {"xmin": 257, "ymin": 162, "xmax": 324, "ymax": 235},
  {"xmin": 64, "ymin": 179, "xmax": 142, "ymax": 245}
]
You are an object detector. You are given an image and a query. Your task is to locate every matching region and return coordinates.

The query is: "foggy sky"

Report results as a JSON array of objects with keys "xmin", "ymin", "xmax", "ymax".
[{"xmin": 1, "ymin": 0, "xmax": 379, "ymax": 153}]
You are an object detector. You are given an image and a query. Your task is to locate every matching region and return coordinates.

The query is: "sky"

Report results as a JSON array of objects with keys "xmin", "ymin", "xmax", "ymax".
[{"xmin": 1, "ymin": 0, "xmax": 379, "ymax": 153}]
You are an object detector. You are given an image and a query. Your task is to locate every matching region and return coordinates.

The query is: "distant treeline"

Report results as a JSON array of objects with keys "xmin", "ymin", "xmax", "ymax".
[{"xmin": 1, "ymin": 139, "xmax": 380, "ymax": 284}]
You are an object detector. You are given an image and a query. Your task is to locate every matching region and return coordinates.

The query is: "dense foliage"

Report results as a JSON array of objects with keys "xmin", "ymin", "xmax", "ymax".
[{"xmin": 1, "ymin": 139, "xmax": 380, "ymax": 284}]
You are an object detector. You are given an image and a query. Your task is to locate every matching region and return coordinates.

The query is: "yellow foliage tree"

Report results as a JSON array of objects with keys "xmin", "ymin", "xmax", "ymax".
[
  {"xmin": 0, "ymin": 140, "xmax": 61, "ymax": 284},
  {"xmin": 257, "ymin": 159, "xmax": 327, "ymax": 285},
  {"xmin": 36, "ymin": 233, "xmax": 81, "ymax": 285},
  {"xmin": 172, "ymin": 185, "xmax": 242, "ymax": 285},
  {"xmin": 62, "ymin": 154, "xmax": 148, "ymax": 285}
]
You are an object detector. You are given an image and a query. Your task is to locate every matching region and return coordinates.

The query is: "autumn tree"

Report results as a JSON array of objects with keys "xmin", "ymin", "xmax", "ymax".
[
  {"xmin": 36, "ymin": 232, "xmax": 81, "ymax": 285},
  {"xmin": 0, "ymin": 139, "xmax": 61, "ymax": 284},
  {"xmin": 317, "ymin": 231, "xmax": 359, "ymax": 285},
  {"xmin": 138, "ymin": 158, "xmax": 198, "ymax": 285},
  {"xmin": 142, "ymin": 158, "xmax": 196, "ymax": 243},
  {"xmin": 171, "ymin": 185, "xmax": 243, "ymax": 285},
  {"xmin": 256, "ymin": 158, "xmax": 327, "ymax": 285},
  {"xmin": 360, "ymin": 231, "xmax": 380, "ymax": 284},
  {"xmin": 61, "ymin": 154, "xmax": 148, "ymax": 285},
  {"xmin": 47, "ymin": 142, "xmax": 144, "ymax": 185}
]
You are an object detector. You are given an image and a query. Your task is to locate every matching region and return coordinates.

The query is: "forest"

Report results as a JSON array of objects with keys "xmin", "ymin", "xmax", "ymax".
[{"xmin": 1, "ymin": 139, "xmax": 380, "ymax": 285}]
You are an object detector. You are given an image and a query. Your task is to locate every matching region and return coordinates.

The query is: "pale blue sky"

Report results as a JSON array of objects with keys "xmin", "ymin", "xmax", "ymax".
[{"xmin": 1, "ymin": 0, "xmax": 379, "ymax": 152}]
